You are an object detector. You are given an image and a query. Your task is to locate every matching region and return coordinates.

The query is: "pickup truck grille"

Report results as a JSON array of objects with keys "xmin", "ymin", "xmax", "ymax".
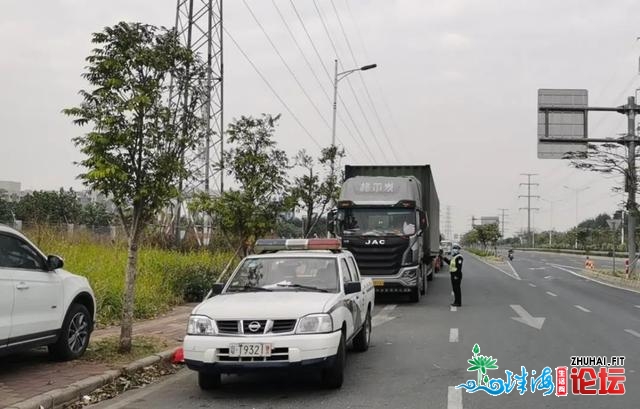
[
  {"xmin": 342, "ymin": 237, "xmax": 409, "ymax": 276},
  {"xmin": 217, "ymin": 347, "xmax": 289, "ymax": 362},
  {"xmin": 215, "ymin": 320, "xmax": 297, "ymax": 335}
]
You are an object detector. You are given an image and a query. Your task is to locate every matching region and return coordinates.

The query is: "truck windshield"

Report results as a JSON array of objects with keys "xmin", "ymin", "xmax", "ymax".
[
  {"xmin": 338, "ymin": 208, "xmax": 416, "ymax": 236},
  {"xmin": 227, "ymin": 257, "xmax": 339, "ymax": 293}
]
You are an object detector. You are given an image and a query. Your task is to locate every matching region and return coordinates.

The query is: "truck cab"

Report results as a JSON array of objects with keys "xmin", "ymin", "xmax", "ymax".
[{"xmin": 330, "ymin": 171, "xmax": 435, "ymax": 302}]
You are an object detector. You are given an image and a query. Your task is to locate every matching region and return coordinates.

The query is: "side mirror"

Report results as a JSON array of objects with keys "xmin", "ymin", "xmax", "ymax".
[
  {"xmin": 211, "ymin": 283, "xmax": 225, "ymax": 296},
  {"xmin": 46, "ymin": 255, "xmax": 64, "ymax": 271},
  {"xmin": 344, "ymin": 281, "xmax": 362, "ymax": 294},
  {"xmin": 327, "ymin": 209, "xmax": 336, "ymax": 234},
  {"xmin": 419, "ymin": 211, "xmax": 428, "ymax": 230}
]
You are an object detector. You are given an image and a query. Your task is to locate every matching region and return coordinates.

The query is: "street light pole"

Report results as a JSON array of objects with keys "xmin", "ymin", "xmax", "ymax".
[
  {"xmin": 564, "ymin": 185, "xmax": 590, "ymax": 249},
  {"xmin": 540, "ymin": 198, "xmax": 561, "ymax": 246},
  {"xmin": 331, "ymin": 59, "xmax": 377, "ymax": 152}
]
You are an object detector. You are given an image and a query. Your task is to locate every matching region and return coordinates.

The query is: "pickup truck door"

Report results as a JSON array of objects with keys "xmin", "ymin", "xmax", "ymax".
[
  {"xmin": 347, "ymin": 256, "xmax": 367, "ymax": 323},
  {"xmin": 340, "ymin": 259, "xmax": 357, "ymax": 337}
]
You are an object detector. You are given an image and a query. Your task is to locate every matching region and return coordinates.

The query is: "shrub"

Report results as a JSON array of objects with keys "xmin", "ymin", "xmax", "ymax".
[{"xmin": 32, "ymin": 230, "xmax": 235, "ymax": 326}]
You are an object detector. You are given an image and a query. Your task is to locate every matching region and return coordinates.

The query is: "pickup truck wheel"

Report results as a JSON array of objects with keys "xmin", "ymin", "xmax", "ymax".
[
  {"xmin": 48, "ymin": 303, "xmax": 91, "ymax": 361},
  {"xmin": 321, "ymin": 333, "xmax": 345, "ymax": 389},
  {"xmin": 198, "ymin": 371, "xmax": 221, "ymax": 390},
  {"xmin": 352, "ymin": 311, "xmax": 371, "ymax": 352}
]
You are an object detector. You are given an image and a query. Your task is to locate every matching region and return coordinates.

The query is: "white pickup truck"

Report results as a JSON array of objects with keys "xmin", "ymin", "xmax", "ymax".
[{"xmin": 183, "ymin": 238, "xmax": 375, "ymax": 390}]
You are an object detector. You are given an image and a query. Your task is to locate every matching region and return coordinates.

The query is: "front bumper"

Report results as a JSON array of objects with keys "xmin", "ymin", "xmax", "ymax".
[
  {"xmin": 183, "ymin": 331, "xmax": 341, "ymax": 373},
  {"xmin": 367, "ymin": 265, "xmax": 420, "ymax": 293}
]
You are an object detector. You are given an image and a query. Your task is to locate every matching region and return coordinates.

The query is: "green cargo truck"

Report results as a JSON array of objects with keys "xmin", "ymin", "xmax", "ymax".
[{"xmin": 329, "ymin": 165, "xmax": 440, "ymax": 302}]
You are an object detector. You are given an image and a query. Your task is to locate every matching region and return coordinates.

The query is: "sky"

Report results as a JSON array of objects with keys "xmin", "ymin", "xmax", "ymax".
[{"xmin": 1, "ymin": 0, "xmax": 640, "ymax": 238}]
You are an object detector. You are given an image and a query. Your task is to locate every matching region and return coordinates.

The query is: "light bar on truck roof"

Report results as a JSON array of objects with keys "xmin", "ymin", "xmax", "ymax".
[{"xmin": 254, "ymin": 238, "xmax": 342, "ymax": 254}]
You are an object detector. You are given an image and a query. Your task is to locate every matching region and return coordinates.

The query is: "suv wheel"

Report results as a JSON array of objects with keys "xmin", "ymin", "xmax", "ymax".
[{"xmin": 49, "ymin": 303, "xmax": 91, "ymax": 361}]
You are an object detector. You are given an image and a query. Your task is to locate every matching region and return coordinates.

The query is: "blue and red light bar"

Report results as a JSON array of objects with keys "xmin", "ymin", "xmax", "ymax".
[{"xmin": 254, "ymin": 238, "xmax": 341, "ymax": 254}]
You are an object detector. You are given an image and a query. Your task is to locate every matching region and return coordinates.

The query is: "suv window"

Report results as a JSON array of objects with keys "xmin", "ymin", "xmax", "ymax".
[
  {"xmin": 341, "ymin": 259, "xmax": 353, "ymax": 283},
  {"xmin": 0, "ymin": 234, "xmax": 46, "ymax": 270}
]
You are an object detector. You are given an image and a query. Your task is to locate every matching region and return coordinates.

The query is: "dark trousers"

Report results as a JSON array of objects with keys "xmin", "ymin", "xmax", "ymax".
[{"xmin": 451, "ymin": 272, "xmax": 462, "ymax": 305}]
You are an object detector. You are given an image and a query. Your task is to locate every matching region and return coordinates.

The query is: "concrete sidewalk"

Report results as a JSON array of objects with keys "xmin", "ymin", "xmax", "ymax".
[{"xmin": 0, "ymin": 304, "xmax": 194, "ymax": 408}]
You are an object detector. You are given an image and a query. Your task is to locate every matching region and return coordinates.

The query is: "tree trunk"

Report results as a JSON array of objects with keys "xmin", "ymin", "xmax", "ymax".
[{"xmin": 119, "ymin": 230, "xmax": 140, "ymax": 353}]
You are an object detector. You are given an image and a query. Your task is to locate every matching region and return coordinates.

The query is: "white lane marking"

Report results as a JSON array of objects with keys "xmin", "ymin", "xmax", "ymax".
[
  {"xmin": 450, "ymin": 305, "xmax": 458, "ymax": 312},
  {"xmin": 624, "ymin": 329, "xmax": 640, "ymax": 338},
  {"xmin": 449, "ymin": 328, "xmax": 459, "ymax": 343},
  {"xmin": 506, "ymin": 261, "xmax": 522, "ymax": 280},
  {"xmin": 548, "ymin": 264, "xmax": 640, "ymax": 295},
  {"xmin": 448, "ymin": 386, "xmax": 463, "ymax": 409},
  {"xmin": 544, "ymin": 275, "xmax": 553, "ymax": 279},
  {"xmin": 528, "ymin": 283, "xmax": 537, "ymax": 287},
  {"xmin": 468, "ymin": 253, "xmax": 520, "ymax": 280},
  {"xmin": 510, "ymin": 304, "xmax": 545, "ymax": 330},
  {"xmin": 546, "ymin": 291, "xmax": 558, "ymax": 297},
  {"xmin": 574, "ymin": 305, "xmax": 591, "ymax": 313},
  {"xmin": 635, "ymin": 305, "xmax": 640, "ymax": 309},
  {"xmin": 372, "ymin": 304, "xmax": 398, "ymax": 328}
]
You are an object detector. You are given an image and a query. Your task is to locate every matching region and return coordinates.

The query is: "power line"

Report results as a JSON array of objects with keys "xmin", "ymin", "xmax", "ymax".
[
  {"xmin": 288, "ymin": 0, "xmax": 376, "ymax": 163},
  {"xmin": 242, "ymin": 1, "xmax": 331, "ymax": 131},
  {"xmin": 224, "ymin": 27, "xmax": 321, "ymax": 148},
  {"xmin": 343, "ymin": 0, "xmax": 408, "ymax": 156},
  {"xmin": 328, "ymin": 0, "xmax": 399, "ymax": 162},
  {"xmin": 312, "ymin": 0, "xmax": 390, "ymax": 163},
  {"xmin": 498, "ymin": 208, "xmax": 509, "ymax": 237},
  {"xmin": 271, "ymin": 0, "xmax": 371, "ymax": 162}
]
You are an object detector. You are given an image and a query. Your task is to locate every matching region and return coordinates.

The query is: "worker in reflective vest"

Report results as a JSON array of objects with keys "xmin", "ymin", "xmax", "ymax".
[{"xmin": 447, "ymin": 244, "xmax": 463, "ymax": 307}]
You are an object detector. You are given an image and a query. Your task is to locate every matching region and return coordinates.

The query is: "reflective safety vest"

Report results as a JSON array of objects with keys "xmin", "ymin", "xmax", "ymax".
[{"xmin": 450, "ymin": 255, "xmax": 461, "ymax": 273}]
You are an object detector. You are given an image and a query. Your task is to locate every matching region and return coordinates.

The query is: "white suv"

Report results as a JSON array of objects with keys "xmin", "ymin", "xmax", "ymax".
[{"xmin": 0, "ymin": 224, "xmax": 96, "ymax": 360}]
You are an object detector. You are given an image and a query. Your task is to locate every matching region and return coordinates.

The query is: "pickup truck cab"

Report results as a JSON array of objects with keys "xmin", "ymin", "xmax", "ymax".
[{"xmin": 183, "ymin": 238, "xmax": 375, "ymax": 390}]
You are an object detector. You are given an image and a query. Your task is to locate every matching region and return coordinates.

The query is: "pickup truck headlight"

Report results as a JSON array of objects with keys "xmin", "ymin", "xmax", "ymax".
[
  {"xmin": 296, "ymin": 314, "xmax": 333, "ymax": 334},
  {"xmin": 187, "ymin": 315, "xmax": 217, "ymax": 335}
]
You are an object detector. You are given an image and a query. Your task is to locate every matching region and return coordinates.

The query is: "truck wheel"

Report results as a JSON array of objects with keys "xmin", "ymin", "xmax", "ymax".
[
  {"xmin": 409, "ymin": 286, "xmax": 420, "ymax": 302},
  {"xmin": 352, "ymin": 311, "xmax": 371, "ymax": 352},
  {"xmin": 198, "ymin": 371, "xmax": 221, "ymax": 390},
  {"xmin": 321, "ymin": 333, "xmax": 345, "ymax": 389},
  {"xmin": 48, "ymin": 303, "xmax": 92, "ymax": 361},
  {"xmin": 420, "ymin": 272, "xmax": 427, "ymax": 295}
]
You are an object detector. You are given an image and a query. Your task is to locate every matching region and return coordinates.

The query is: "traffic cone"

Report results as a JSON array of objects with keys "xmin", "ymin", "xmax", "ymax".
[{"xmin": 172, "ymin": 346, "xmax": 184, "ymax": 364}]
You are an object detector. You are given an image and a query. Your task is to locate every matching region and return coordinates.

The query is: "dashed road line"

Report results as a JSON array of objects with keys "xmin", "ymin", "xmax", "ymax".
[
  {"xmin": 448, "ymin": 386, "xmax": 463, "ymax": 409},
  {"xmin": 574, "ymin": 305, "xmax": 591, "ymax": 313},
  {"xmin": 449, "ymin": 328, "xmax": 459, "ymax": 343},
  {"xmin": 528, "ymin": 283, "xmax": 537, "ymax": 288},
  {"xmin": 634, "ymin": 305, "xmax": 640, "ymax": 309},
  {"xmin": 624, "ymin": 329, "xmax": 640, "ymax": 339},
  {"xmin": 546, "ymin": 291, "xmax": 558, "ymax": 297}
]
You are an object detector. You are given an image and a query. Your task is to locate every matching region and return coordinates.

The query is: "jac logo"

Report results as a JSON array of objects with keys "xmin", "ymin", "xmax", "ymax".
[{"xmin": 364, "ymin": 239, "xmax": 385, "ymax": 245}]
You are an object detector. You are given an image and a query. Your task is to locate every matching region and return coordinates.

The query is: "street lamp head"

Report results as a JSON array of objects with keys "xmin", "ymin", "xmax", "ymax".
[{"xmin": 360, "ymin": 63, "xmax": 377, "ymax": 71}]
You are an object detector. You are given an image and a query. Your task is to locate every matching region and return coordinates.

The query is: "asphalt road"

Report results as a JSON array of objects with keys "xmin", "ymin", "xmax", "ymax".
[{"xmin": 91, "ymin": 252, "xmax": 639, "ymax": 409}]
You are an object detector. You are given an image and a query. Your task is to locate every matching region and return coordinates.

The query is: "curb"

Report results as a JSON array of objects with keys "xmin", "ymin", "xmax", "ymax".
[{"xmin": 5, "ymin": 348, "xmax": 178, "ymax": 409}]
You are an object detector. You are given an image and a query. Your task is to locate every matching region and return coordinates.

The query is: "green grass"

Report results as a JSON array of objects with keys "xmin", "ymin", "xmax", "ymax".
[
  {"xmin": 31, "ymin": 229, "xmax": 234, "ymax": 326},
  {"xmin": 82, "ymin": 335, "xmax": 169, "ymax": 365},
  {"xmin": 467, "ymin": 248, "xmax": 495, "ymax": 258}
]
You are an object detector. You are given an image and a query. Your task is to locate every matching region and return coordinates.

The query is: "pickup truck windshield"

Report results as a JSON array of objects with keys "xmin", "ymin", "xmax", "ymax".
[
  {"xmin": 227, "ymin": 257, "xmax": 339, "ymax": 293},
  {"xmin": 338, "ymin": 208, "xmax": 416, "ymax": 237}
]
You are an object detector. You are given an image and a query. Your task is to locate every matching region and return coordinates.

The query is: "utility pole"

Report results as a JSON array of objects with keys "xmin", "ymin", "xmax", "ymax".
[
  {"xmin": 444, "ymin": 205, "xmax": 453, "ymax": 239},
  {"xmin": 519, "ymin": 173, "xmax": 540, "ymax": 247},
  {"xmin": 498, "ymin": 208, "xmax": 509, "ymax": 238},
  {"xmin": 540, "ymin": 198, "xmax": 561, "ymax": 246},
  {"xmin": 564, "ymin": 185, "xmax": 590, "ymax": 249}
]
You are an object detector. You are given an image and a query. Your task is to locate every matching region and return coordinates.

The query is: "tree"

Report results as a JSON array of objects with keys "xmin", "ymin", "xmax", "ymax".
[
  {"xmin": 291, "ymin": 146, "xmax": 345, "ymax": 238},
  {"xmin": 80, "ymin": 202, "xmax": 114, "ymax": 227},
  {"xmin": 474, "ymin": 223, "xmax": 501, "ymax": 251},
  {"xmin": 190, "ymin": 114, "xmax": 292, "ymax": 256},
  {"xmin": 14, "ymin": 189, "xmax": 82, "ymax": 225},
  {"xmin": 0, "ymin": 190, "xmax": 15, "ymax": 224},
  {"xmin": 64, "ymin": 22, "xmax": 208, "ymax": 352}
]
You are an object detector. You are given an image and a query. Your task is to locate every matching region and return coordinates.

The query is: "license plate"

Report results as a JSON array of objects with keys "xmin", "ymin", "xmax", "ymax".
[
  {"xmin": 228, "ymin": 343, "xmax": 272, "ymax": 357},
  {"xmin": 373, "ymin": 279, "xmax": 385, "ymax": 287}
]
